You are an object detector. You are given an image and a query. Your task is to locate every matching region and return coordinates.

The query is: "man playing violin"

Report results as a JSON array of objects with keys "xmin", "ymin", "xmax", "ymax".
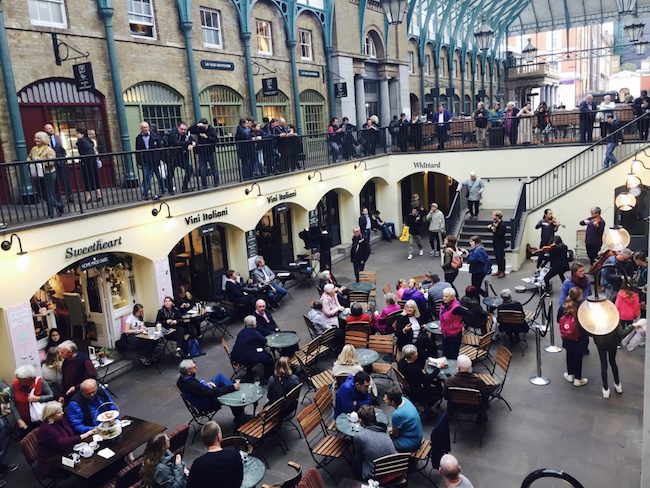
[
  {"xmin": 579, "ymin": 206, "xmax": 605, "ymax": 264},
  {"xmin": 535, "ymin": 209, "xmax": 561, "ymax": 268}
]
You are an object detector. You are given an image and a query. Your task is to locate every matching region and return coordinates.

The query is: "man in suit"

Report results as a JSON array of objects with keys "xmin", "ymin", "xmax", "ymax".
[
  {"xmin": 350, "ymin": 226, "xmax": 371, "ymax": 282},
  {"xmin": 253, "ymin": 299, "xmax": 279, "ymax": 336},
  {"xmin": 358, "ymin": 208, "xmax": 372, "ymax": 245},
  {"xmin": 44, "ymin": 123, "xmax": 72, "ymax": 202},
  {"xmin": 166, "ymin": 121, "xmax": 195, "ymax": 193},
  {"xmin": 579, "ymin": 94, "xmax": 597, "ymax": 143},
  {"xmin": 397, "ymin": 113, "xmax": 410, "ymax": 152},
  {"xmin": 435, "ymin": 105, "xmax": 452, "ymax": 150},
  {"xmin": 135, "ymin": 121, "xmax": 165, "ymax": 200}
]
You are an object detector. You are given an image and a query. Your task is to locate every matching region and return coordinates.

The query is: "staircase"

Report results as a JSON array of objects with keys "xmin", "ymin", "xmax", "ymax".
[{"xmin": 457, "ymin": 209, "xmax": 513, "ymax": 259}]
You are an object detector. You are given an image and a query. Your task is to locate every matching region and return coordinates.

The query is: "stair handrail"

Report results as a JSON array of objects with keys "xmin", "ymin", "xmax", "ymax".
[
  {"xmin": 509, "ymin": 111, "xmax": 650, "ymax": 250},
  {"xmin": 445, "ymin": 189, "xmax": 463, "ymax": 236}
]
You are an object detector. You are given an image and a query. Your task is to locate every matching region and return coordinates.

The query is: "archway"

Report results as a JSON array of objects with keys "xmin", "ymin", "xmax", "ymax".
[
  {"xmin": 256, "ymin": 203, "xmax": 299, "ymax": 270},
  {"xmin": 256, "ymin": 89, "xmax": 290, "ymax": 121},
  {"xmin": 399, "ymin": 172, "xmax": 458, "ymax": 220},
  {"xmin": 410, "ymin": 93, "xmax": 421, "ymax": 115},
  {"xmin": 123, "ymin": 81, "xmax": 185, "ymax": 136},
  {"xmin": 30, "ymin": 252, "xmax": 154, "ymax": 349},
  {"xmin": 199, "ymin": 85, "xmax": 244, "ymax": 141}
]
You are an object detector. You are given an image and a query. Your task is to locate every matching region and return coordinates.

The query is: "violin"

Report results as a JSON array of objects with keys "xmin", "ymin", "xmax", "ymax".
[
  {"xmin": 589, "ymin": 250, "xmax": 616, "ymax": 275},
  {"xmin": 532, "ymin": 243, "xmax": 557, "ymax": 255}
]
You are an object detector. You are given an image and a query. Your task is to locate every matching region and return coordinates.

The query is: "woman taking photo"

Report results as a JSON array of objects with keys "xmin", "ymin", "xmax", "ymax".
[
  {"xmin": 141, "ymin": 433, "xmax": 188, "ymax": 488},
  {"xmin": 267, "ymin": 356, "xmax": 299, "ymax": 403},
  {"xmin": 560, "ymin": 288, "xmax": 590, "ymax": 387},
  {"xmin": 75, "ymin": 127, "xmax": 102, "ymax": 205},
  {"xmin": 156, "ymin": 297, "xmax": 185, "ymax": 358}
]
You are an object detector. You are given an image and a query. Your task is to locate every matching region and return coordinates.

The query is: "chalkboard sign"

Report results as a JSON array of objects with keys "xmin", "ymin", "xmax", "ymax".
[
  {"xmin": 245, "ymin": 230, "xmax": 258, "ymax": 258},
  {"xmin": 334, "ymin": 82, "xmax": 347, "ymax": 98}
]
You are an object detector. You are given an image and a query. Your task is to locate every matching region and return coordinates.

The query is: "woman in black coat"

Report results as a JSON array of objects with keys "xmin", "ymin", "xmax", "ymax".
[
  {"xmin": 558, "ymin": 288, "xmax": 590, "ymax": 387},
  {"xmin": 75, "ymin": 128, "xmax": 102, "ymax": 204},
  {"xmin": 543, "ymin": 236, "xmax": 570, "ymax": 291},
  {"xmin": 489, "ymin": 211, "xmax": 507, "ymax": 278},
  {"xmin": 395, "ymin": 300, "xmax": 436, "ymax": 364},
  {"xmin": 155, "ymin": 296, "xmax": 187, "ymax": 357}
]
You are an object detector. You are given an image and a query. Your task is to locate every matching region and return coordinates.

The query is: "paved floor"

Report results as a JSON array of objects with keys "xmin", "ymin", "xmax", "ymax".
[{"xmin": 2, "ymin": 237, "xmax": 644, "ymax": 487}]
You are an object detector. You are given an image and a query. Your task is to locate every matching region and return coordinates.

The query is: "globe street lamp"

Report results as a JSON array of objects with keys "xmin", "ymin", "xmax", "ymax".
[
  {"xmin": 522, "ymin": 38, "xmax": 538, "ymax": 64},
  {"xmin": 474, "ymin": 17, "xmax": 495, "ymax": 52},
  {"xmin": 602, "ymin": 225, "xmax": 631, "ymax": 251}
]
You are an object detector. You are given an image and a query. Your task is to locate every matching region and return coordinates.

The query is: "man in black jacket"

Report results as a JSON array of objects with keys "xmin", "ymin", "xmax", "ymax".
[
  {"xmin": 633, "ymin": 90, "xmax": 650, "ymax": 140},
  {"xmin": 189, "ymin": 118, "xmax": 219, "ymax": 189},
  {"xmin": 405, "ymin": 207, "xmax": 424, "ymax": 260},
  {"xmin": 176, "ymin": 359, "xmax": 246, "ymax": 425},
  {"xmin": 351, "ymin": 226, "xmax": 370, "ymax": 282},
  {"xmin": 135, "ymin": 121, "xmax": 165, "ymax": 199},
  {"xmin": 473, "ymin": 102, "xmax": 489, "ymax": 148},
  {"xmin": 579, "ymin": 94, "xmax": 597, "ymax": 143},
  {"xmin": 602, "ymin": 114, "xmax": 625, "ymax": 169},
  {"xmin": 44, "ymin": 123, "xmax": 72, "ymax": 202},
  {"xmin": 224, "ymin": 270, "xmax": 256, "ymax": 314},
  {"xmin": 397, "ymin": 113, "xmax": 410, "ymax": 151},
  {"xmin": 166, "ymin": 122, "xmax": 195, "ymax": 193}
]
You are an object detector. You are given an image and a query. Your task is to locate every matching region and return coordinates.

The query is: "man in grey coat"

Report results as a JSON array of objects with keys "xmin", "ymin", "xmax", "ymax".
[
  {"xmin": 457, "ymin": 171, "xmax": 485, "ymax": 220},
  {"xmin": 353, "ymin": 405, "xmax": 396, "ymax": 480}
]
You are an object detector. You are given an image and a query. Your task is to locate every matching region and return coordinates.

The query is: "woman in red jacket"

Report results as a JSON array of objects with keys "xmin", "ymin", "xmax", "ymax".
[{"xmin": 37, "ymin": 401, "xmax": 98, "ymax": 479}]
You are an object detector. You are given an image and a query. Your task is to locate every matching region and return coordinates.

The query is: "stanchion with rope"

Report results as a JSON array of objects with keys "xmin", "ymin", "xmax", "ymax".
[
  {"xmin": 544, "ymin": 300, "xmax": 562, "ymax": 353},
  {"xmin": 529, "ymin": 293, "xmax": 552, "ymax": 386}
]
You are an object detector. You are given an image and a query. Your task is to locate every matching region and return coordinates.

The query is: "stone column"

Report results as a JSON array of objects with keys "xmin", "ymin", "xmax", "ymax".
[
  {"xmin": 355, "ymin": 75, "xmax": 366, "ymax": 127},
  {"xmin": 380, "ymin": 76, "xmax": 391, "ymax": 127}
]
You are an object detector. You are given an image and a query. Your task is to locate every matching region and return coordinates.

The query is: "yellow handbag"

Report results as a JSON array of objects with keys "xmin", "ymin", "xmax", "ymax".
[{"xmin": 399, "ymin": 225, "xmax": 410, "ymax": 242}]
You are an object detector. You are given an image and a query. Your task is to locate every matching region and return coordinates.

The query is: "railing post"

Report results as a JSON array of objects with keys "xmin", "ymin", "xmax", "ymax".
[
  {"xmin": 529, "ymin": 324, "xmax": 550, "ymax": 386},
  {"xmin": 544, "ymin": 300, "xmax": 562, "ymax": 353}
]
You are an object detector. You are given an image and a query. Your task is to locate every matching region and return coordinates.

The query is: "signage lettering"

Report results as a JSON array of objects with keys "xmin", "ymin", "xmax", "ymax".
[
  {"xmin": 266, "ymin": 190, "xmax": 297, "ymax": 204},
  {"xmin": 299, "ymin": 69, "xmax": 320, "ymax": 78},
  {"xmin": 413, "ymin": 161, "xmax": 441, "ymax": 169},
  {"xmin": 73, "ymin": 62, "xmax": 95, "ymax": 91},
  {"xmin": 184, "ymin": 207, "xmax": 229, "ymax": 226},
  {"xmin": 65, "ymin": 237, "xmax": 123, "ymax": 259},
  {"xmin": 200, "ymin": 60, "xmax": 235, "ymax": 71},
  {"xmin": 334, "ymin": 82, "xmax": 348, "ymax": 98},
  {"xmin": 79, "ymin": 254, "xmax": 111, "ymax": 271},
  {"xmin": 245, "ymin": 230, "xmax": 258, "ymax": 259}
]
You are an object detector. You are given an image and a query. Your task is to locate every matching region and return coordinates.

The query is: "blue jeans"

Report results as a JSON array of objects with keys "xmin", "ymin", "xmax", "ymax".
[
  {"xmin": 328, "ymin": 142, "xmax": 340, "ymax": 164},
  {"xmin": 141, "ymin": 162, "xmax": 154, "ymax": 197},
  {"xmin": 353, "ymin": 261, "xmax": 366, "ymax": 282},
  {"xmin": 42, "ymin": 172, "xmax": 61, "ymax": 217},
  {"xmin": 266, "ymin": 283, "xmax": 288, "ymax": 304},
  {"xmin": 210, "ymin": 372, "xmax": 233, "ymax": 388},
  {"xmin": 603, "ymin": 142, "xmax": 618, "ymax": 169}
]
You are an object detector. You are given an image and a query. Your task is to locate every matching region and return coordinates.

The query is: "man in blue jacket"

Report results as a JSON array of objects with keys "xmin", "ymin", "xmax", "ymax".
[
  {"xmin": 67, "ymin": 379, "xmax": 117, "ymax": 434},
  {"xmin": 334, "ymin": 371, "xmax": 373, "ymax": 418}
]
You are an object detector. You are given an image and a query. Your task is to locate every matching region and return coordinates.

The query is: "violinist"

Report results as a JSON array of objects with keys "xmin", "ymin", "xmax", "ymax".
[
  {"xmin": 488, "ymin": 210, "xmax": 507, "ymax": 278},
  {"xmin": 579, "ymin": 206, "xmax": 605, "ymax": 264},
  {"xmin": 543, "ymin": 236, "xmax": 571, "ymax": 292},
  {"xmin": 535, "ymin": 209, "xmax": 560, "ymax": 268}
]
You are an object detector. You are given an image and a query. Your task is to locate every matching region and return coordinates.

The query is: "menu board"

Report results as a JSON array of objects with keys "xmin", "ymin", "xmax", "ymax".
[
  {"xmin": 308, "ymin": 210, "xmax": 318, "ymax": 227},
  {"xmin": 154, "ymin": 258, "xmax": 173, "ymax": 305},
  {"xmin": 245, "ymin": 230, "xmax": 258, "ymax": 258},
  {"xmin": 6, "ymin": 303, "xmax": 41, "ymax": 373}
]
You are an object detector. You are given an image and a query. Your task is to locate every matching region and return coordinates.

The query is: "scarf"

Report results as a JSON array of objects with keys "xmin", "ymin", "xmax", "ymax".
[{"xmin": 571, "ymin": 273, "xmax": 589, "ymax": 290}]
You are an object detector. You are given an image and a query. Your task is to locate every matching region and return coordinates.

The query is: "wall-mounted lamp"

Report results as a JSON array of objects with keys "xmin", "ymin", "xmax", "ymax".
[
  {"xmin": 354, "ymin": 161, "xmax": 367, "ymax": 171},
  {"xmin": 308, "ymin": 170, "xmax": 322, "ymax": 182},
  {"xmin": 151, "ymin": 202, "xmax": 172, "ymax": 218},
  {"xmin": 1, "ymin": 233, "xmax": 27, "ymax": 255},
  {"xmin": 245, "ymin": 183, "xmax": 262, "ymax": 196}
]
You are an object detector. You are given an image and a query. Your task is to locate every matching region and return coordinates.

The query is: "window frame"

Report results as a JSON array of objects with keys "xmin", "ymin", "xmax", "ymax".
[
  {"xmin": 364, "ymin": 35, "xmax": 377, "ymax": 59},
  {"xmin": 425, "ymin": 54, "xmax": 432, "ymax": 76},
  {"xmin": 256, "ymin": 19, "xmax": 273, "ymax": 56},
  {"xmin": 408, "ymin": 51, "xmax": 415, "ymax": 74},
  {"xmin": 200, "ymin": 7, "xmax": 223, "ymax": 49},
  {"xmin": 299, "ymin": 28, "xmax": 313, "ymax": 61},
  {"xmin": 28, "ymin": 0, "xmax": 68, "ymax": 28},
  {"xmin": 128, "ymin": 0, "xmax": 157, "ymax": 39}
]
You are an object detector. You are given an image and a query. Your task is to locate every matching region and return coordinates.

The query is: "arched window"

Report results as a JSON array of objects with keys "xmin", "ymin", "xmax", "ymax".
[
  {"xmin": 299, "ymin": 90, "xmax": 326, "ymax": 135},
  {"xmin": 199, "ymin": 85, "xmax": 244, "ymax": 140},
  {"xmin": 123, "ymin": 82, "xmax": 185, "ymax": 135},
  {"xmin": 364, "ymin": 35, "xmax": 377, "ymax": 59},
  {"xmin": 256, "ymin": 89, "xmax": 289, "ymax": 121}
]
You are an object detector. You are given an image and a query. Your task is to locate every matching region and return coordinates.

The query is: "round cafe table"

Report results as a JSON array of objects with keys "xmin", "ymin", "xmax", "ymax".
[
  {"xmin": 241, "ymin": 454, "xmax": 266, "ymax": 488},
  {"xmin": 348, "ymin": 282, "xmax": 374, "ymax": 293},
  {"xmin": 355, "ymin": 348, "xmax": 380, "ymax": 367},
  {"xmin": 265, "ymin": 332, "xmax": 300, "ymax": 351},
  {"xmin": 424, "ymin": 359, "xmax": 458, "ymax": 381},
  {"xmin": 336, "ymin": 407, "xmax": 389, "ymax": 437},
  {"xmin": 424, "ymin": 321, "xmax": 442, "ymax": 336},
  {"xmin": 483, "ymin": 297, "xmax": 503, "ymax": 311},
  {"xmin": 218, "ymin": 384, "xmax": 265, "ymax": 414}
]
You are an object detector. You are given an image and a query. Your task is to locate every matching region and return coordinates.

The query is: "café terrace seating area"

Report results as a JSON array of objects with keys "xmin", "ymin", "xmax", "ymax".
[{"xmin": 2, "ymin": 239, "xmax": 645, "ymax": 487}]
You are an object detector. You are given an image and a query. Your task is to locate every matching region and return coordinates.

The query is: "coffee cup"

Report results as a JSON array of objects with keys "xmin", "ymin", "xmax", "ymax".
[
  {"xmin": 80, "ymin": 446, "xmax": 93, "ymax": 458},
  {"xmin": 89, "ymin": 441, "xmax": 98, "ymax": 450},
  {"xmin": 348, "ymin": 411, "xmax": 359, "ymax": 423},
  {"xmin": 156, "ymin": 323, "xmax": 162, "ymax": 333}
]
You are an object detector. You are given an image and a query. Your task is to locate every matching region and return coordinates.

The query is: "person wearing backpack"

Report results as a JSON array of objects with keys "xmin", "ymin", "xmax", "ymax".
[
  {"xmin": 467, "ymin": 236, "xmax": 492, "ymax": 297},
  {"xmin": 559, "ymin": 287, "xmax": 590, "ymax": 387},
  {"xmin": 441, "ymin": 235, "xmax": 464, "ymax": 295}
]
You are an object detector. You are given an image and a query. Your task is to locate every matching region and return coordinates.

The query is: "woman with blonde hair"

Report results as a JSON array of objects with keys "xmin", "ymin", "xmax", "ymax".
[
  {"xmin": 41, "ymin": 347, "xmax": 63, "ymax": 398},
  {"xmin": 267, "ymin": 356, "xmax": 299, "ymax": 403},
  {"xmin": 28, "ymin": 131, "xmax": 62, "ymax": 218},
  {"xmin": 36, "ymin": 401, "xmax": 97, "ymax": 479},
  {"xmin": 140, "ymin": 433, "xmax": 187, "ymax": 488},
  {"xmin": 332, "ymin": 345, "xmax": 377, "ymax": 394},
  {"xmin": 395, "ymin": 300, "xmax": 436, "ymax": 364}
]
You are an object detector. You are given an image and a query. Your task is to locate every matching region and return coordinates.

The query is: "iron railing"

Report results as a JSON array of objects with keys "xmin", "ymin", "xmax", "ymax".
[
  {"xmin": 445, "ymin": 190, "xmax": 463, "ymax": 236},
  {"xmin": 508, "ymin": 111, "xmax": 650, "ymax": 249}
]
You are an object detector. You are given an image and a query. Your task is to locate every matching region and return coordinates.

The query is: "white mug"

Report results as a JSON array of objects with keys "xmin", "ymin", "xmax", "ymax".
[{"xmin": 348, "ymin": 411, "xmax": 359, "ymax": 423}]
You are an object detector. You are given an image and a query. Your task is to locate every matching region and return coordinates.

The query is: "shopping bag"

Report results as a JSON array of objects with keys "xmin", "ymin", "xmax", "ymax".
[{"xmin": 399, "ymin": 225, "xmax": 410, "ymax": 242}]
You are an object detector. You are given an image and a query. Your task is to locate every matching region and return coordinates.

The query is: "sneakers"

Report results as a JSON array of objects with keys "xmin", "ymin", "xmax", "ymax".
[
  {"xmin": 429, "ymin": 250, "xmax": 435, "ymax": 256},
  {"xmin": 407, "ymin": 254, "xmax": 413, "ymax": 260},
  {"xmin": 175, "ymin": 348, "xmax": 182, "ymax": 358},
  {"xmin": 614, "ymin": 382, "xmax": 623, "ymax": 394},
  {"xmin": 419, "ymin": 250, "xmax": 424, "ymax": 256},
  {"xmin": 602, "ymin": 388, "xmax": 610, "ymax": 398},
  {"xmin": 563, "ymin": 372, "xmax": 574, "ymax": 383},
  {"xmin": 573, "ymin": 378, "xmax": 589, "ymax": 387},
  {"xmin": 434, "ymin": 251, "xmax": 440, "ymax": 257}
]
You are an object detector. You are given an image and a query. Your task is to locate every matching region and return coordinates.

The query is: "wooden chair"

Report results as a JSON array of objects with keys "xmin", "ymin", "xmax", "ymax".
[
  {"xmin": 430, "ymin": 299, "xmax": 443, "ymax": 320},
  {"xmin": 314, "ymin": 385, "xmax": 336, "ymax": 431},
  {"xmin": 19, "ymin": 428, "xmax": 60, "ymax": 488},
  {"xmin": 393, "ymin": 366, "xmax": 426, "ymax": 413},
  {"xmin": 291, "ymin": 335, "xmax": 328, "ymax": 372},
  {"xmin": 262, "ymin": 461, "xmax": 303, "ymax": 488},
  {"xmin": 222, "ymin": 338, "xmax": 253, "ymax": 380},
  {"xmin": 462, "ymin": 315, "xmax": 493, "ymax": 346},
  {"xmin": 397, "ymin": 300, "xmax": 406, "ymax": 309},
  {"xmin": 409, "ymin": 439, "xmax": 433, "ymax": 482},
  {"xmin": 348, "ymin": 291, "xmax": 371, "ymax": 311},
  {"xmin": 344, "ymin": 329, "xmax": 369, "ymax": 348},
  {"xmin": 386, "ymin": 310, "xmax": 402, "ymax": 333},
  {"xmin": 459, "ymin": 331, "xmax": 494, "ymax": 368},
  {"xmin": 446, "ymin": 387, "xmax": 487, "ymax": 446},
  {"xmin": 296, "ymin": 402, "xmax": 351, "ymax": 482},
  {"xmin": 370, "ymin": 452, "xmax": 411, "ymax": 487},
  {"xmin": 281, "ymin": 383, "xmax": 304, "ymax": 437},
  {"xmin": 303, "ymin": 314, "xmax": 318, "ymax": 339},
  {"xmin": 345, "ymin": 321, "xmax": 370, "ymax": 334},
  {"xmin": 359, "ymin": 271, "xmax": 378, "ymax": 304},
  {"xmin": 368, "ymin": 335, "xmax": 396, "ymax": 385},
  {"xmin": 318, "ymin": 327, "xmax": 338, "ymax": 360},
  {"xmin": 168, "ymin": 423, "xmax": 189, "ymax": 456},
  {"xmin": 475, "ymin": 345, "xmax": 513, "ymax": 411},
  {"xmin": 237, "ymin": 396, "xmax": 286, "ymax": 465},
  {"xmin": 497, "ymin": 310, "xmax": 530, "ymax": 355},
  {"xmin": 221, "ymin": 435, "xmax": 253, "ymax": 454}
]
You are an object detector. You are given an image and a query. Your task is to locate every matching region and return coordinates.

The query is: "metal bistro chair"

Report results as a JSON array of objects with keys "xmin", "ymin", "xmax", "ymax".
[
  {"xmin": 222, "ymin": 338, "xmax": 254, "ymax": 380},
  {"xmin": 475, "ymin": 345, "xmax": 514, "ymax": 411},
  {"xmin": 178, "ymin": 390, "xmax": 219, "ymax": 442},
  {"xmin": 303, "ymin": 314, "xmax": 318, "ymax": 339},
  {"xmin": 497, "ymin": 309, "xmax": 531, "ymax": 356},
  {"xmin": 370, "ymin": 452, "xmax": 411, "ymax": 487},
  {"xmin": 262, "ymin": 461, "xmax": 303, "ymax": 488},
  {"xmin": 446, "ymin": 387, "xmax": 487, "ymax": 446}
]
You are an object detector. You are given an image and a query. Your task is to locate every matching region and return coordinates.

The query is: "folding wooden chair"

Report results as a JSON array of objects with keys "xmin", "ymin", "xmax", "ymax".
[
  {"xmin": 313, "ymin": 385, "xmax": 336, "ymax": 431},
  {"xmin": 345, "ymin": 321, "xmax": 371, "ymax": 333},
  {"xmin": 459, "ymin": 331, "xmax": 494, "ymax": 369},
  {"xmin": 221, "ymin": 435, "xmax": 253, "ymax": 454},
  {"xmin": 344, "ymin": 330, "xmax": 369, "ymax": 348},
  {"xmin": 430, "ymin": 299, "xmax": 443, "ymax": 320},
  {"xmin": 178, "ymin": 390, "xmax": 219, "ymax": 441},
  {"xmin": 409, "ymin": 439, "xmax": 433, "ymax": 482},
  {"xmin": 301, "ymin": 362, "xmax": 334, "ymax": 401},
  {"xmin": 497, "ymin": 309, "xmax": 531, "ymax": 355},
  {"xmin": 262, "ymin": 461, "xmax": 303, "ymax": 488},
  {"xmin": 368, "ymin": 334, "xmax": 396, "ymax": 385},
  {"xmin": 385, "ymin": 310, "xmax": 402, "ymax": 334},
  {"xmin": 462, "ymin": 314, "xmax": 493, "ymax": 346},
  {"xmin": 370, "ymin": 452, "xmax": 410, "ymax": 487},
  {"xmin": 297, "ymin": 402, "xmax": 351, "ymax": 482},
  {"xmin": 303, "ymin": 314, "xmax": 318, "ymax": 339},
  {"xmin": 222, "ymin": 338, "xmax": 254, "ymax": 380},
  {"xmin": 446, "ymin": 387, "xmax": 487, "ymax": 446},
  {"xmin": 475, "ymin": 345, "xmax": 513, "ymax": 411},
  {"xmin": 348, "ymin": 291, "xmax": 371, "ymax": 311},
  {"xmin": 291, "ymin": 335, "xmax": 329, "ymax": 373},
  {"xmin": 393, "ymin": 366, "xmax": 426, "ymax": 413},
  {"xmin": 19, "ymin": 428, "xmax": 60, "ymax": 488},
  {"xmin": 281, "ymin": 382, "xmax": 304, "ymax": 437},
  {"xmin": 237, "ymin": 396, "xmax": 287, "ymax": 465}
]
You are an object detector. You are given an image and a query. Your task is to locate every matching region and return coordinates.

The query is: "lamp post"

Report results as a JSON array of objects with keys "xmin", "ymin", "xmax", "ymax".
[
  {"xmin": 635, "ymin": 40, "xmax": 649, "ymax": 56},
  {"xmin": 577, "ymin": 262, "xmax": 624, "ymax": 336},
  {"xmin": 473, "ymin": 17, "xmax": 494, "ymax": 52},
  {"xmin": 380, "ymin": 0, "xmax": 407, "ymax": 25},
  {"xmin": 624, "ymin": 17, "xmax": 645, "ymax": 43},
  {"xmin": 522, "ymin": 38, "xmax": 538, "ymax": 64},
  {"xmin": 616, "ymin": 0, "xmax": 638, "ymax": 15}
]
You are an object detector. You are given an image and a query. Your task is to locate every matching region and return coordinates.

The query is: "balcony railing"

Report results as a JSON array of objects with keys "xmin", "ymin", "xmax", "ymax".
[
  {"xmin": 0, "ymin": 107, "xmax": 646, "ymax": 230},
  {"xmin": 507, "ymin": 62, "xmax": 559, "ymax": 79}
]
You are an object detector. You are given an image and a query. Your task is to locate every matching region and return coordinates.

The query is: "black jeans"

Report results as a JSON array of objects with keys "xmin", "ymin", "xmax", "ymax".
[
  {"xmin": 442, "ymin": 333, "xmax": 462, "ymax": 359},
  {"xmin": 444, "ymin": 270, "xmax": 459, "ymax": 295},
  {"xmin": 437, "ymin": 126, "xmax": 447, "ymax": 149},
  {"xmin": 586, "ymin": 243, "xmax": 600, "ymax": 264},
  {"xmin": 544, "ymin": 268, "xmax": 566, "ymax": 290},
  {"xmin": 566, "ymin": 351, "xmax": 584, "ymax": 379},
  {"xmin": 468, "ymin": 200, "xmax": 479, "ymax": 217},
  {"xmin": 471, "ymin": 272, "xmax": 488, "ymax": 297},
  {"xmin": 597, "ymin": 346, "xmax": 619, "ymax": 390},
  {"xmin": 494, "ymin": 243, "xmax": 506, "ymax": 273}
]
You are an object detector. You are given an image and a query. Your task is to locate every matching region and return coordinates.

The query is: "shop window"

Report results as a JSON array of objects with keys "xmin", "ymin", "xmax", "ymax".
[
  {"xmin": 128, "ymin": 0, "xmax": 156, "ymax": 38},
  {"xmin": 200, "ymin": 86, "xmax": 243, "ymax": 141},
  {"xmin": 300, "ymin": 90, "xmax": 326, "ymax": 135},
  {"xmin": 142, "ymin": 105, "xmax": 182, "ymax": 133},
  {"xmin": 256, "ymin": 90, "xmax": 289, "ymax": 121},
  {"xmin": 124, "ymin": 82, "xmax": 185, "ymax": 134},
  {"xmin": 425, "ymin": 54, "xmax": 432, "ymax": 75},
  {"xmin": 408, "ymin": 52, "xmax": 415, "ymax": 74},
  {"xmin": 28, "ymin": 0, "xmax": 67, "ymax": 28},
  {"xmin": 299, "ymin": 29, "xmax": 313, "ymax": 61},
  {"xmin": 201, "ymin": 7, "xmax": 222, "ymax": 49},
  {"xmin": 364, "ymin": 35, "xmax": 377, "ymax": 59},
  {"xmin": 256, "ymin": 19, "xmax": 273, "ymax": 55}
]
